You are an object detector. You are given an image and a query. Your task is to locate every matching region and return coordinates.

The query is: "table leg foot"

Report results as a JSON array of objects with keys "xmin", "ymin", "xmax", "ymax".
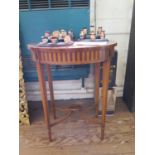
[
  {"xmin": 101, "ymin": 126, "xmax": 105, "ymax": 140},
  {"xmin": 48, "ymin": 127, "xmax": 52, "ymax": 142}
]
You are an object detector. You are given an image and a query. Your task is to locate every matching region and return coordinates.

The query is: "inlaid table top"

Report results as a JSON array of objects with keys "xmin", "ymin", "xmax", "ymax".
[{"xmin": 28, "ymin": 40, "xmax": 117, "ymax": 65}]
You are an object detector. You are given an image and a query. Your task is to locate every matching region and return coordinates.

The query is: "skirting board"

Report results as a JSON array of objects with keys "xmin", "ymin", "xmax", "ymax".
[
  {"xmin": 25, "ymin": 79, "xmax": 123, "ymax": 101},
  {"xmin": 25, "ymin": 80, "xmax": 123, "ymax": 112},
  {"xmin": 26, "ymin": 87, "xmax": 123, "ymax": 101},
  {"xmin": 26, "ymin": 87, "xmax": 120, "ymax": 112}
]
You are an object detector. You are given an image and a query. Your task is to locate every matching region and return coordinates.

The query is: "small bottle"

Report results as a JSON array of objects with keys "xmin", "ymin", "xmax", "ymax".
[
  {"xmin": 90, "ymin": 31, "xmax": 96, "ymax": 41},
  {"xmin": 58, "ymin": 33, "xmax": 64, "ymax": 42},
  {"xmin": 50, "ymin": 36, "xmax": 57, "ymax": 44},
  {"xmin": 100, "ymin": 31, "xmax": 105, "ymax": 40},
  {"xmin": 90, "ymin": 25, "xmax": 95, "ymax": 32},
  {"xmin": 68, "ymin": 29, "xmax": 74, "ymax": 40},
  {"xmin": 60, "ymin": 29, "xmax": 67, "ymax": 38},
  {"xmin": 41, "ymin": 37, "xmax": 48, "ymax": 43},
  {"xmin": 64, "ymin": 35, "xmax": 71, "ymax": 43},
  {"xmin": 53, "ymin": 30, "xmax": 59, "ymax": 38},
  {"xmin": 97, "ymin": 27, "xmax": 103, "ymax": 35},
  {"xmin": 83, "ymin": 27, "xmax": 87, "ymax": 35},
  {"xmin": 80, "ymin": 29, "xmax": 85, "ymax": 40},
  {"xmin": 44, "ymin": 31, "xmax": 50, "ymax": 38}
]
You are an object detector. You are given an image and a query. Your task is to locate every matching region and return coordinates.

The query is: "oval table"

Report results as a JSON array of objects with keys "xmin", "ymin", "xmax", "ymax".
[{"xmin": 28, "ymin": 41, "xmax": 117, "ymax": 141}]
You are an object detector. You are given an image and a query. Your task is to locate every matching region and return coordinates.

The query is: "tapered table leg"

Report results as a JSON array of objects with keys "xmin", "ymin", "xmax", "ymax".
[
  {"xmin": 36, "ymin": 63, "xmax": 52, "ymax": 141},
  {"xmin": 94, "ymin": 63, "xmax": 100, "ymax": 118},
  {"xmin": 46, "ymin": 64, "xmax": 56, "ymax": 119},
  {"xmin": 101, "ymin": 59, "xmax": 111, "ymax": 140}
]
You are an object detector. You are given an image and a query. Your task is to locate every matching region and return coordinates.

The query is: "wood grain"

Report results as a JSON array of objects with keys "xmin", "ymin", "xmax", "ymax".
[
  {"xmin": 36, "ymin": 63, "xmax": 52, "ymax": 141},
  {"xmin": 94, "ymin": 63, "xmax": 100, "ymax": 118},
  {"xmin": 101, "ymin": 58, "xmax": 111, "ymax": 140},
  {"xmin": 46, "ymin": 64, "xmax": 56, "ymax": 119}
]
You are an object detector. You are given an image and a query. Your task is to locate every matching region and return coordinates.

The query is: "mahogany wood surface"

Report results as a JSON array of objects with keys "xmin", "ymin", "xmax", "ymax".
[
  {"xmin": 36, "ymin": 63, "xmax": 52, "ymax": 141},
  {"xmin": 29, "ymin": 41, "xmax": 116, "ymax": 65},
  {"xmin": 46, "ymin": 64, "xmax": 56, "ymax": 119},
  {"xmin": 29, "ymin": 41, "xmax": 117, "ymax": 141},
  {"xmin": 101, "ymin": 58, "xmax": 111, "ymax": 140},
  {"xmin": 94, "ymin": 63, "xmax": 100, "ymax": 118}
]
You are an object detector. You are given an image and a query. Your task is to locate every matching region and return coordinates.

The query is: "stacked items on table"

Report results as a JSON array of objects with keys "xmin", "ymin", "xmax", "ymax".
[
  {"xmin": 40, "ymin": 29, "xmax": 74, "ymax": 44},
  {"xmin": 79, "ymin": 26, "xmax": 106, "ymax": 41},
  {"xmin": 39, "ymin": 26, "xmax": 107, "ymax": 45},
  {"xmin": 35, "ymin": 26, "xmax": 117, "ymax": 114}
]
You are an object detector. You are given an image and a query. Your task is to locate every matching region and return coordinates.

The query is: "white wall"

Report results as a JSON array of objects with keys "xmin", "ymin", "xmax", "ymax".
[{"xmin": 90, "ymin": 0, "xmax": 134, "ymax": 87}]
